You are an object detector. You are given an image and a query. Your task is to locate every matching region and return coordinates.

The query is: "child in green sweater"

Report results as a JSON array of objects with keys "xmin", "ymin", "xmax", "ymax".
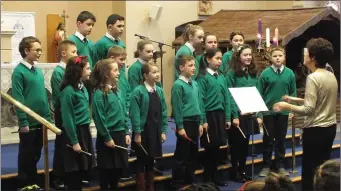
[
  {"xmin": 174, "ymin": 24, "xmax": 204, "ymax": 81},
  {"xmin": 195, "ymin": 33, "xmax": 218, "ymax": 69},
  {"xmin": 130, "ymin": 62, "xmax": 168, "ymax": 191},
  {"xmin": 257, "ymin": 47, "xmax": 297, "ymax": 177},
  {"xmin": 91, "ymin": 58, "xmax": 131, "ymax": 190},
  {"xmin": 51, "ymin": 40, "xmax": 77, "ymax": 189},
  {"xmin": 96, "ymin": 14, "xmax": 125, "ymax": 62},
  {"xmin": 219, "ymin": 31, "xmax": 244, "ymax": 75},
  {"xmin": 60, "ymin": 56, "xmax": 95, "ymax": 190},
  {"xmin": 171, "ymin": 55, "xmax": 204, "ymax": 188},
  {"xmin": 12, "ymin": 36, "xmax": 52, "ymax": 191}
]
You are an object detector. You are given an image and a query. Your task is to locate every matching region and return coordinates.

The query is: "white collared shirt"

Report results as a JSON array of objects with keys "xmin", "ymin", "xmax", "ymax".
[
  {"xmin": 137, "ymin": 58, "xmax": 146, "ymax": 64},
  {"xmin": 78, "ymin": 83, "xmax": 84, "ymax": 89},
  {"xmin": 206, "ymin": 68, "xmax": 218, "ymax": 76},
  {"xmin": 105, "ymin": 32, "xmax": 120, "ymax": 42},
  {"xmin": 75, "ymin": 31, "xmax": 86, "ymax": 42},
  {"xmin": 59, "ymin": 62, "xmax": 66, "ymax": 69},
  {"xmin": 271, "ymin": 64, "xmax": 284, "ymax": 73},
  {"xmin": 144, "ymin": 82, "xmax": 156, "ymax": 92},
  {"xmin": 179, "ymin": 75, "xmax": 191, "ymax": 84},
  {"xmin": 185, "ymin": 42, "xmax": 195, "ymax": 53},
  {"xmin": 21, "ymin": 60, "xmax": 34, "ymax": 70}
]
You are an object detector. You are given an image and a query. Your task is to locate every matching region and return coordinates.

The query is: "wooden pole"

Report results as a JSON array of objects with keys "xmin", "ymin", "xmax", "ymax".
[{"xmin": 43, "ymin": 126, "xmax": 50, "ymax": 191}]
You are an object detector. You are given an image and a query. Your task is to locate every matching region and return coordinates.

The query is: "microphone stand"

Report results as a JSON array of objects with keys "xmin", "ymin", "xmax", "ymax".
[{"xmin": 135, "ymin": 35, "xmax": 175, "ymax": 85}]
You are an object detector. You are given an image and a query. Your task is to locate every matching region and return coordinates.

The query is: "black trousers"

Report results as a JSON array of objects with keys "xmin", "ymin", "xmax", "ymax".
[
  {"xmin": 172, "ymin": 121, "xmax": 199, "ymax": 185},
  {"xmin": 302, "ymin": 125, "xmax": 336, "ymax": 191},
  {"xmin": 99, "ymin": 168, "xmax": 122, "ymax": 191},
  {"xmin": 227, "ymin": 126, "xmax": 250, "ymax": 173},
  {"xmin": 136, "ymin": 156, "xmax": 155, "ymax": 173},
  {"xmin": 53, "ymin": 107, "xmax": 65, "ymax": 181},
  {"xmin": 84, "ymin": 79, "xmax": 93, "ymax": 105},
  {"xmin": 66, "ymin": 170, "xmax": 86, "ymax": 190},
  {"xmin": 262, "ymin": 115, "xmax": 289, "ymax": 169},
  {"xmin": 18, "ymin": 124, "xmax": 43, "ymax": 188},
  {"xmin": 203, "ymin": 146, "xmax": 220, "ymax": 183}
]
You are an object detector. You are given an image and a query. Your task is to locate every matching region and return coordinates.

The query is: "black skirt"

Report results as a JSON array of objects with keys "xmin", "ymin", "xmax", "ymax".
[
  {"xmin": 132, "ymin": 91, "xmax": 162, "ymax": 159},
  {"xmin": 239, "ymin": 115, "xmax": 260, "ymax": 136},
  {"xmin": 62, "ymin": 124, "xmax": 96, "ymax": 172},
  {"xmin": 96, "ymin": 130, "xmax": 128, "ymax": 169},
  {"xmin": 53, "ymin": 107, "xmax": 64, "ymax": 176},
  {"xmin": 201, "ymin": 110, "xmax": 227, "ymax": 148}
]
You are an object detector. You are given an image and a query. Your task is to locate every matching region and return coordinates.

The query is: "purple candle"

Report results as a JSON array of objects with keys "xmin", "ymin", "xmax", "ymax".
[{"xmin": 258, "ymin": 18, "xmax": 262, "ymax": 38}]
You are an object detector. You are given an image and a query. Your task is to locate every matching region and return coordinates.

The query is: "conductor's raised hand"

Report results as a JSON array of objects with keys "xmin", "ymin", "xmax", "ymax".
[
  {"xmin": 273, "ymin": 102, "xmax": 287, "ymax": 112},
  {"xmin": 199, "ymin": 125, "xmax": 203, "ymax": 137},
  {"xmin": 232, "ymin": 118, "xmax": 240, "ymax": 127},
  {"xmin": 281, "ymin": 95, "xmax": 290, "ymax": 102},
  {"xmin": 134, "ymin": 134, "xmax": 142, "ymax": 145},
  {"xmin": 105, "ymin": 139, "xmax": 115, "ymax": 148},
  {"xmin": 73, "ymin": 143, "xmax": 82, "ymax": 153},
  {"xmin": 125, "ymin": 135, "xmax": 131, "ymax": 145}
]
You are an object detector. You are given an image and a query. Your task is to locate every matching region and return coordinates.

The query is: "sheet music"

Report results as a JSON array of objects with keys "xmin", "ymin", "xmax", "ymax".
[{"xmin": 229, "ymin": 87, "xmax": 268, "ymax": 115}]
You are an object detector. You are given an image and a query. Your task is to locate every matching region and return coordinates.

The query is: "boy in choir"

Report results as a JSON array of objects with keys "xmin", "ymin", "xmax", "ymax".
[
  {"xmin": 69, "ymin": 11, "xmax": 97, "ymax": 107},
  {"xmin": 60, "ymin": 56, "xmax": 96, "ymax": 190},
  {"xmin": 51, "ymin": 40, "xmax": 78, "ymax": 190},
  {"xmin": 219, "ymin": 32, "xmax": 244, "ymax": 75},
  {"xmin": 128, "ymin": 40, "xmax": 162, "ymax": 91},
  {"xmin": 91, "ymin": 59, "xmax": 131, "ymax": 190},
  {"xmin": 12, "ymin": 36, "xmax": 52, "ymax": 191},
  {"xmin": 197, "ymin": 48, "xmax": 230, "ymax": 186},
  {"xmin": 129, "ymin": 62, "xmax": 168, "ymax": 191},
  {"xmin": 174, "ymin": 24, "xmax": 204, "ymax": 81},
  {"xmin": 257, "ymin": 47, "xmax": 297, "ymax": 177},
  {"xmin": 96, "ymin": 14, "xmax": 125, "ymax": 62},
  {"xmin": 171, "ymin": 55, "xmax": 204, "ymax": 188}
]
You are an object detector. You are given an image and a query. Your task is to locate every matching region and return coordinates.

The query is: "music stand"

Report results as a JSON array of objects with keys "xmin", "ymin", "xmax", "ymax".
[{"xmin": 228, "ymin": 87, "xmax": 268, "ymax": 180}]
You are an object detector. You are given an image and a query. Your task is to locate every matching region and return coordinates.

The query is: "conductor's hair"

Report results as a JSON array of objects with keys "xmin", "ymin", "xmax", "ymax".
[
  {"xmin": 230, "ymin": 44, "xmax": 257, "ymax": 77},
  {"xmin": 107, "ymin": 45, "xmax": 127, "ymax": 59},
  {"xmin": 306, "ymin": 38, "xmax": 334, "ymax": 68},
  {"xmin": 106, "ymin": 14, "xmax": 124, "ymax": 27},
  {"xmin": 134, "ymin": 40, "xmax": 152, "ymax": 58},
  {"xmin": 141, "ymin": 61, "xmax": 159, "ymax": 83},
  {"xmin": 263, "ymin": 172, "xmax": 295, "ymax": 191},
  {"xmin": 91, "ymin": 58, "xmax": 117, "ymax": 95},
  {"xmin": 179, "ymin": 183, "xmax": 221, "ymax": 191},
  {"xmin": 58, "ymin": 40, "xmax": 76, "ymax": 61},
  {"xmin": 230, "ymin": 31, "xmax": 244, "ymax": 41},
  {"xmin": 77, "ymin": 11, "xmax": 96, "ymax": 23},
  {"xmin": 182, "ymin": 24, "xmax": 203, "ymax": 42},
  {"xmin": 60, "ymin": 56, "xmax": 89, "ymax": 91},
  {"xmin": 197, "ymin": 48, "xmax": 222, "ymax": 79},
  {"xmin": 243, "ymin": 180, "xmax": 265, "ymax": 191},
  {"xmin": 314, "ymin": 159, "xmax": 340, "ymax": 191},
  {"xmin": 18, "ymin": 36, "xmax": 41, "ymax": 58}
]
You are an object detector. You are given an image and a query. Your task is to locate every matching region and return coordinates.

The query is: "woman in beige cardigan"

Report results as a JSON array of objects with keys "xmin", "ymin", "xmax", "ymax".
[{"xmin": 273, "ymin": 38, "xmax": 338, "ymax": 191}]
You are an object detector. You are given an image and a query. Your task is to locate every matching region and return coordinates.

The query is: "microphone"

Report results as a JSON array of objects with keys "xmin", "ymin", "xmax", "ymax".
[{"xmin": 134, "ymin": 34, "xmax": 149, "ymax": 40}]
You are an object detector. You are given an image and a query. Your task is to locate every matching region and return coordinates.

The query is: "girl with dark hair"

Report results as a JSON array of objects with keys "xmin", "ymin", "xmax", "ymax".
[
  {"xmin": 129, "ymin": 62, "xmax": 168, "ymax": 191},
  {"xmin": 226, "ymin": 44, "xmax": 262, "ymax": 183},
  {"xmin": 60, "ymin": 56, "xmax": 95, "ymax": 190},
  {"xmin": 196, "ymin": 48, "xmax": 230, "ymax": 186},
  {"xmin": 195, "ymin": 33, "xmax": 218, "ymax": 73},
  {"xmin": 220, "ymin": 31, "xmax": 244, "ymax": 75}
]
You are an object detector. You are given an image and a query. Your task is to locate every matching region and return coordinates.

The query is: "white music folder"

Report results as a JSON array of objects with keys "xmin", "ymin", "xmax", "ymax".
[{"xmin": 229, "ymin": 87, "xmax": 268, "ymax": 115}]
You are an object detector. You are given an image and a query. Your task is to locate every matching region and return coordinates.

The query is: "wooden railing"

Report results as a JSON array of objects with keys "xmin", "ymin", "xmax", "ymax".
[{"xmin": 1, "ymin": 91, "xmax": 61, "ymax": 191}]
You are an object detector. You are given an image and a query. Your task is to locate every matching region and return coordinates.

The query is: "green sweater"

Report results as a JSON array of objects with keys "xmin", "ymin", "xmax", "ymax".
[
  {"xmin": 219, "ymin": 50, "xmax": 233, "ymax": 75},
  {"xmin": 60, "ymin": 85, "xmax": 91, "ymax": 144},
  {"xmin": 174, "ymin": 45, "xmax": 199, "ymax": 81},
  {"xmin": 257, "ymin": 66, "xmax": 297, "ymax": 115},
  {"xmin": 127, "ymin": 60, "xmax": 162, "ymax": 91},
  {"xmin": 11, "ymin": 63, "xmax": 52, "ymax": 128},
  {"xmin": 197, "ymin": 72, "xmax": 231, "ymax": 123},
  {"xmin": 92, "ymin": 89, "xmax": 130, "ymax": 142},
  {"xmin": 129, "ymin": 85, "xmax": 168, "ymax": 133},
  {"xmin": 51, "ymin": 65, "xmax": 65, "ymax": 109},
  {"xmin": 95, "ymin": 35, "xmax": 126, "ymax": 61},
  {"xmin": 69, "ymin": 34, "xmax": 97, "ymax": 69},
  {"xmin": 171, "ymin": 79, "xmax": 203, "ymax": 129},
  {"xmin": 119, "ymin": 68, "xmax": 131, "ymax": 110},
  {"xmin": 226, "ymin": 70, "xmax": 259, "ymax": 118}
]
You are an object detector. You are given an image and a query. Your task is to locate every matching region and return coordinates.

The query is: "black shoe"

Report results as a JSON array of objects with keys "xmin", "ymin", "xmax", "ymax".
[
  {"xmin": 52, "ymin": 180, "xmax": 66, "ymax": 190},
  {"xmin": 240, "ymin": 172, "xmax": 252, "ymax": 181},
  {"xmin": 214, "ymin": 180, "xmax": 228, "ymax": 186}
]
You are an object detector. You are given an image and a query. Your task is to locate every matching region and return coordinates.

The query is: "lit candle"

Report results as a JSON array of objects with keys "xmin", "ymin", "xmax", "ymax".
[
  {"xmin": 274, "ymin": 28, "xmax": 279, "ymax": 46},
  {"xmin": 266, "ymin": 28, "xmax": 270, "ymax": 48}
]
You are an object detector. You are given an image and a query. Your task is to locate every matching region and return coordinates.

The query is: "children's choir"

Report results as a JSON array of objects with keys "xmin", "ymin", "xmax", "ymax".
[{"xmin": 16, "ymin": 10, "xmax": 337, "ymax": 191}]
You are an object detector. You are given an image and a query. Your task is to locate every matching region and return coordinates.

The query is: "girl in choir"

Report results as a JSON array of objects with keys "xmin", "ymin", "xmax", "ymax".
[
  {"xmin": 60, "ymin": 56, "xmax": 96, "ymax": 190},
  {"xmin": 220, "ymin": 32, "xmax": 244, "ymax": 75},
  {"xmin": 91, "ymin": 58, "xmax": 131, "ymax": 190},
  {"xmin": 130, "ymin": 61, "xmax": 168, "ymax": 191},
  {"xmin": 197, "ymin": 48, "xmax": 230, "ymax": 186},
  {"xmin": 128, "ymin": 40, "xmax": 156, "ymax": 91},
  {"xmin": 174, "ymin": 24, "xmax": 204, "ymax": 81},
  {"xmin": 195, "ymin": 33, "xmax": 218, "ymax": 67},
  {"xmin": 226, "ymin": 44, "xmax": 262, "ymax": 183}
]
